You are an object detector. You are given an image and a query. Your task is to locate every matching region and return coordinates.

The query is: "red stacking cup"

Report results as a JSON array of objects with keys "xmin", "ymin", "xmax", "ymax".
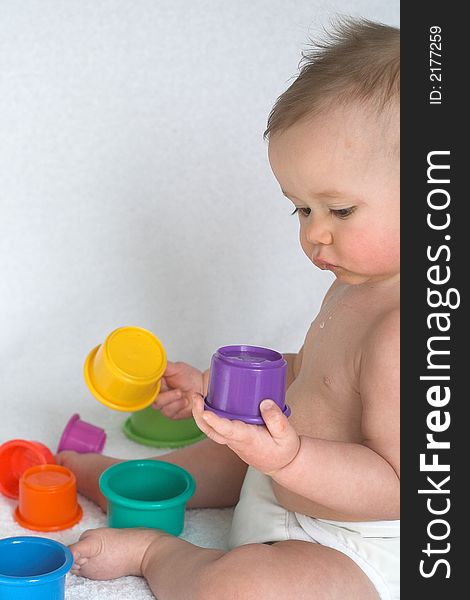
[{"xmin": 0, "ymin": 439, "xmax": 55, "ymax": 499}]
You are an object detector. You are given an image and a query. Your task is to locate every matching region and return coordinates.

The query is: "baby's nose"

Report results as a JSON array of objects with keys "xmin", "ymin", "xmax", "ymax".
[{"xmin": 305, "ymin": 221, "xmax": 333, "ymax": 245}]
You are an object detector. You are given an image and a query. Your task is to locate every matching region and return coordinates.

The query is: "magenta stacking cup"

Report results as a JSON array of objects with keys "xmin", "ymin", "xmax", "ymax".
[
  {"xmin": 57, "ymin": 414, "xmax": 106, "ymax": 454},
  {"xmin": 204, "ymin": 345, "xmax": 290, "ymax": 424}
]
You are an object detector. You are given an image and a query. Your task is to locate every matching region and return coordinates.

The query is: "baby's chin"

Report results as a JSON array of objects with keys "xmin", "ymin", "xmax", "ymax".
[
  {"xmin": 336, "ymin": 270, "xmax": 400, "ymax": 286},
  {"xmin": 309, "ymin": 256, "xmax": 396, "ymax": 285}
]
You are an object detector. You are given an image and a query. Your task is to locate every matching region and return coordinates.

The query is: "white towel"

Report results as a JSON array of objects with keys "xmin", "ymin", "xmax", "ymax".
[{"xmin": 0, "ymin": 403, "xmax": 232, "ymax": 599}]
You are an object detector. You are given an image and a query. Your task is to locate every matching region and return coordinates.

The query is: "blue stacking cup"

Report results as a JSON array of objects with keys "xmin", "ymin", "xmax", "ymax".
[{"xmin": 0, "ymin": 536, "xmax": 73, "ymax": 599}]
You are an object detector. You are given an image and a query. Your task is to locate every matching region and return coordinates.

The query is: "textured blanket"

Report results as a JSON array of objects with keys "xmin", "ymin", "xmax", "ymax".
[{"xmin": 0, "ymin": 404, "xmax": 232, "ymax": 599}]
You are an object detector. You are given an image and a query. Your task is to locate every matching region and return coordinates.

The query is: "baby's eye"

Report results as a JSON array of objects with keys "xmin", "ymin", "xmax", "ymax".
[
  {"xmin": 331, "ymin": 207, "xmax": 356, "ymax": 219},
  {"xmin": 291, "ymin": 207, "xmax": 311, "ymax": 217}
]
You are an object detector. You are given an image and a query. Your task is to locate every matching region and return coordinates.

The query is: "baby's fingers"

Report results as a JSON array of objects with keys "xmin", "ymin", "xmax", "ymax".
[
  {"xmin": 158, "ymin": 398, "xmax": 192, "ymax": 420},
  {"xmin": 192, "ymin": 394, "xmax": 217, "ymax": 436},
  {"xmin": 202, "ymin": 411, "xmax": 249, "ymax": 442},
  {"xmin": 192, "ymin": 394, "xmax": 232, "ymax": 445},
  {"xmin": 153, "ymin": 389, "xmax": 182, "ymax": 410},
  {"xmin": 193, "ymin": 394, "xmax": 249, "ymax": 442}
]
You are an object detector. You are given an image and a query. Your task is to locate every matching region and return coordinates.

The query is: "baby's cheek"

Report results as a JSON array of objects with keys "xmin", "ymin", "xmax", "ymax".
[{"xmin": 350, "ymin": 232, "xmax": 399, "ymax": 272}]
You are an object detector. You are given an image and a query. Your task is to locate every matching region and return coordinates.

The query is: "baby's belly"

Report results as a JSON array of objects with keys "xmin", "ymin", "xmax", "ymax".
[
  {"xmin": 287, "ymin": 389, "xmax": 363, "ymax": 444},
  {"xmin": 280, "ymin": 385, "xmax": 363, "ymax": 520}
]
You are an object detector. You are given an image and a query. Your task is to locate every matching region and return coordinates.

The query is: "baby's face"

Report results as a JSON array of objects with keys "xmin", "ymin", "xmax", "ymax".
[{"xmin": 268, "ymin": 104, "xmax": 400, "ymax": 285}]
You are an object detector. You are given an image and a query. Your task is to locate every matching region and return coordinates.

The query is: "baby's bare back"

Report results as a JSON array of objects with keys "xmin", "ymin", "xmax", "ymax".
[{"xmin": 273, "ymin": 279, "xmax": 400, "ymax": 520}]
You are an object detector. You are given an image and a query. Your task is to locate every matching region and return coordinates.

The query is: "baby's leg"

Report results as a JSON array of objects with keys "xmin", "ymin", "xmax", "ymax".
[
  {"xmin": 58, "ymin": 438, "xmax": 248, "ymax": 511},
  {"xmin": 71, "ymin": 527, "xmax": 378, "ymax": 600},
  {"xmin": 56, "ymin": 451, "xmax": 120, "ymax": 511}
]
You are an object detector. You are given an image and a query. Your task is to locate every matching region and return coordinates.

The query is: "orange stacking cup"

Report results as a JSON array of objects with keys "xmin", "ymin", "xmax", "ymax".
[
  {"xmin": 84, "ymin": 327, "xmax": 167, "ymax": 412},
  {"xmin": 0, "ymin": 440, "xmax": 55, "ymax": 499},
  {"xmin": 14, "ymin": 464, "xmax": 83, "ymax": 532}
]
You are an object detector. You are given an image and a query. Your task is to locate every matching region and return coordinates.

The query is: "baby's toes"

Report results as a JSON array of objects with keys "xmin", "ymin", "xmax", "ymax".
[
  {"xmin": 70, "ymin": 553, "xmax": 88, "ymax": 575},
  {"xmin": 69, "ymin": 528, "xmax": 125, "ymax": 580},
  {"xmin": 69, "ymin": 529, "xmax": 102, "ymax": 561}
]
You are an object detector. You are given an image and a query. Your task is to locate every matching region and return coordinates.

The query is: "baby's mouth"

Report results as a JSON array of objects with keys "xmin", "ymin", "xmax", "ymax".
[{"xmin": 312, "ymin": 257, "xmax": 337, "ymax": 270}]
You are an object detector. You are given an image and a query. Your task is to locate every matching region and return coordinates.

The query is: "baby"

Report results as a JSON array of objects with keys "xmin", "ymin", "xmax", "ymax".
[{"xmin": 58, "ymin": 18, "xmax": 400, "ymax": 600}]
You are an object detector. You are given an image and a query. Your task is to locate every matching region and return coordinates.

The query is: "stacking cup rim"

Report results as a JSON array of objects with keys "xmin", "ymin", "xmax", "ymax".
[
  {"xmin": 104, "ymin": 327, "xmax": 167, "ymax": 382},
  {"xmin": 20, "ymin": 464, "xmax": 76, "ymax": 491},
  {"xmin": 214, "ymin": 345, "xmax": 285, "ymax": 369},
  {"xmin": 84, "ymin": 346, "xmax": 163, "ymax": 411},
  {"xmin": 0, "ymin": 536, "xmax": 73, "ymax": 584},
  {"xmin": 99, "ymin": 459, "xmax": 195, "ymax": 510}
]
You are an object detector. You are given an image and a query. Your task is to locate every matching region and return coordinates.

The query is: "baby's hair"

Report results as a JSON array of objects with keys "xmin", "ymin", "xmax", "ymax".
[{"xmin": 264, "ymin": 17, "xmax": 400, "ymax": 139}]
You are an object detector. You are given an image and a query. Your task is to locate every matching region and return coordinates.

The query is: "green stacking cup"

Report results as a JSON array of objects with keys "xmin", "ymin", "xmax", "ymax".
[
  {"xmin": 99, "ymin": 459, "xmax": 195, "ymax": 535},
  {"xmin": 122, "ymin": 406, "xmax": 205, "ymax": 448}
]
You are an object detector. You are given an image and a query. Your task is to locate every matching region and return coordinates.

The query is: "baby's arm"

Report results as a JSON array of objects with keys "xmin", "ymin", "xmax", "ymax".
[
  {"xmin": 150, "ymin": 351, "xmax": 302, "ymax": 506},
  {"xmin": 194, "ymin": 310, "xmax": 399, "ymax": 521},
  {"xmin": 271, "ymin": 309, "xmax": 400, "ymax": 520},
  {"xmin": 156, "ymin": 350, "xmax": 301, "ymax": 507},
  {"xmin": 58, "ymin": 434, "xmax": 248, "ymax": 511},
  {"xmin": 59, "ymin": 359, "xmax": 248, "ymax": 511},
  {"xmin": 158, "ymin": 351, "xmax": 301, "ymax": 420}
]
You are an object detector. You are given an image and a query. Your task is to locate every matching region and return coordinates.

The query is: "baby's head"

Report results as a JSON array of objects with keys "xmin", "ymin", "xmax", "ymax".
[{"xmin": 267, "ymin": 18, "xmax": 400, "ymax": 285}]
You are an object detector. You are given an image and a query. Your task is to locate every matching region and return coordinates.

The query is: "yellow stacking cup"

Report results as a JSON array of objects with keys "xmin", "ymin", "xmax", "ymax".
[{"xmin": 84, "ymin": 327, "xmax": 167, "ymax": 412}]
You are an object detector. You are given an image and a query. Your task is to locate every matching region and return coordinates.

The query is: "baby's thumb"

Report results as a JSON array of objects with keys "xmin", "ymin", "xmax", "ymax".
[
  {"xmin": 162, "ymin": 360, "xmax": 182, "ymax": 383},
  {"xmin": 260, "ymin": 400, "xmax": 289, "ymax": 439},
  {"xmin": 163, "ymin": 360, "xmax": 178, "ymax": 374}
]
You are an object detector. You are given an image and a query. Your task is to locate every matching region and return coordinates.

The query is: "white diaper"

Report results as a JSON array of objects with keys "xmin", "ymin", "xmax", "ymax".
[{"xmin": 229, "ymin": 467, "xmax": 400, "ymax": 600}]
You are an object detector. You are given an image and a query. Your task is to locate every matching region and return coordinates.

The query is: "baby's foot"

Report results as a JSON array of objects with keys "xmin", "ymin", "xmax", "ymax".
[
  {"xmin": 70, "ymin": 527, "xmax": 165, "ymax": 580},
  {"xmin": 56, "ymin": 451, "xmax": 121, "ymax": 511}
]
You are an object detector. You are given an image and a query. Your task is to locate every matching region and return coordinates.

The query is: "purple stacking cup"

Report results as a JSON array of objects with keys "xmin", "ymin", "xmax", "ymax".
[
  {"xmin": 57, "ymin": 414, "xmax": 106, "ymax": 454},
  {"xmin": 204, "ymin": 345, "xmax": 290, "ymax": 425}
]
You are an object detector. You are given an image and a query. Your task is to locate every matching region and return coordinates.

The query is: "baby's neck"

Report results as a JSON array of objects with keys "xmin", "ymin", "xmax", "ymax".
[{"xmin": 345, "ymin": 272, "xmax": 400, "ymax": 289}]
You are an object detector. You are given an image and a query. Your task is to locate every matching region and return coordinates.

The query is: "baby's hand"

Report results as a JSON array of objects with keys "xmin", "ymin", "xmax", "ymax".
[
  {"xmin": 153, "ymin": 361, "xmax": 204, "ymax": 420},
  {"xmin": 192, "ymin": 394, "xmax": 300, "ymax": 476}
]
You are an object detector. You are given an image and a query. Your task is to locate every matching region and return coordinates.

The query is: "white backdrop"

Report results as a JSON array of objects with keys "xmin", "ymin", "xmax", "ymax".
[
  {"xmin": 0, "ymin": 0, "xmax": 399, "ymax": 443},
  {"xmin": 0, "ymin": 3, "xmax": 399, "ymax": 597}
]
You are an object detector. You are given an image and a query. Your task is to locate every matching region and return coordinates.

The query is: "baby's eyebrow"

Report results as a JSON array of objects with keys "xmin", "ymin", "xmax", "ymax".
[
  {"xmin": 281, "ymin": 189, "xmax": 344, "ymax": 200},
  {"xmin": 315, "ymin": 190, "xmax": 344, "ymax": 199}
]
